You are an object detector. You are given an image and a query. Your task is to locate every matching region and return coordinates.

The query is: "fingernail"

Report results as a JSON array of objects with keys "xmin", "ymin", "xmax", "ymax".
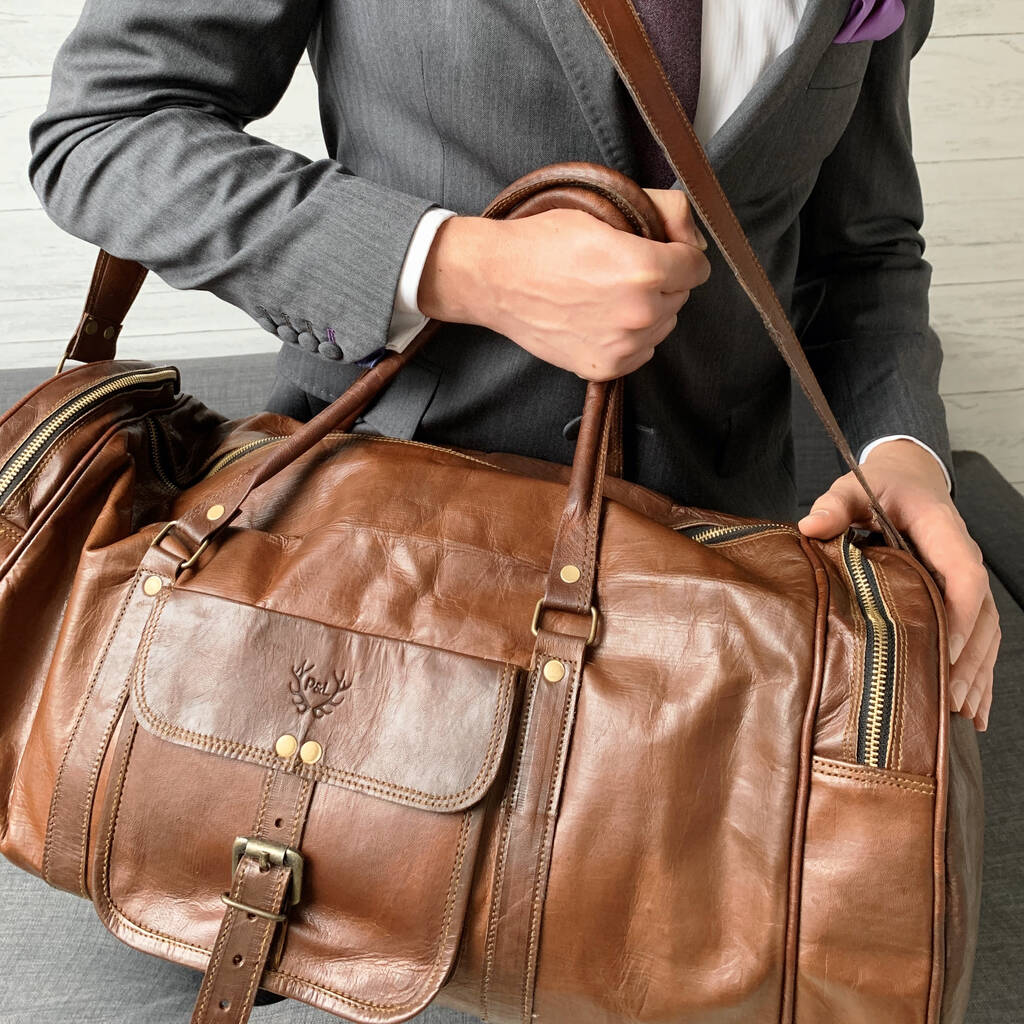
[
  {"xmin": 949, "ymin": 633, "xmax": 966, "ymax": 663},
  {"xmin": 807, "ymin": 509, "xmax": 830, "ymax": 519},
  {"xmin": 964, "ymin": 691, "xmax": 979, "ymax": 718},
  {"xmin": 950, "ymin": 678, "xmax": 969, "ymax": 711},
  {"xmin": 976, "ymin": 711, "xmax": 988, "ymax": 732},
  {"xmin": 695, "ymin": 227, "xmax": 708, "ymax": 250}
]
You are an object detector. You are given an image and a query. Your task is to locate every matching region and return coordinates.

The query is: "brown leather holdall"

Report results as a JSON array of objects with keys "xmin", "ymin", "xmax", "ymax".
[{"xmin": 0, "ymin": 0, "xmax": 982, "ymax": 1021}]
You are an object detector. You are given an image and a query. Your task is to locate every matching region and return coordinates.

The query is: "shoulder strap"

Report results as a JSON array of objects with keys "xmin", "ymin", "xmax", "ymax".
[{"xmin": 574, "ymin": 0, "xmax": 906, "ymax": 549}]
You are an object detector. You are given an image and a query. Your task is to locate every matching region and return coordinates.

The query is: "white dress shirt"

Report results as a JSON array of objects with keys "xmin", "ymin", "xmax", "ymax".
[{"xmin": 383, "ymin": 0, "xmax": 951, "ymax": 489}]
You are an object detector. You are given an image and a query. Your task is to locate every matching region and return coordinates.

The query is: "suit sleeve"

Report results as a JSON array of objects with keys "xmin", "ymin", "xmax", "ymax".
[
  {"xmin": 792, "ymin": 0, "xmax": 954, "ymax": 485},
  {"xmin": 27, "ymin": 0, "xmax": 438, "ymax": 363}
]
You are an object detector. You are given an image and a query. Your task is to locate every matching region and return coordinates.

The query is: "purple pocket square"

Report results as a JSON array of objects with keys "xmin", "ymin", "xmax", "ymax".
[{"xmin": 834, "ymin": 0, "xmax": 905, "ymax": 43}]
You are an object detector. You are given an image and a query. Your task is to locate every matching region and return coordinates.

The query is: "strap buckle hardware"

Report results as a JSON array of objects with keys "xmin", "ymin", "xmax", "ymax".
[
  {"xmin": 148, "ymin": 520, "xmax": 211, "ymax": 577},
  {"xmin": 530, "ymin": 598, "xmax": 599, "ymax": 647},
  {"xmin": 229, "ymin": 836, "xmax": 304, "ymax": 908}
]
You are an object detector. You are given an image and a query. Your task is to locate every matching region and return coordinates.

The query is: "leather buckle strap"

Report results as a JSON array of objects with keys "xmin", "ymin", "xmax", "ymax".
[{"xmin": 190, "ymin": 770, "xmax": 314, "ymax": 1024}]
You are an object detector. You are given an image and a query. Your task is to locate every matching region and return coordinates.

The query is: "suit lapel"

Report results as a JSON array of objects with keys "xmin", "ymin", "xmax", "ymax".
[{"xmin": 534, "ymin": 0, "xmax": 852, "ymax": 175}]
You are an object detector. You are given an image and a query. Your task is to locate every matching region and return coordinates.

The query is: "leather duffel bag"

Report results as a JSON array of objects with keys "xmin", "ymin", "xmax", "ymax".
[{"xmin": 0, "ymin": 0, "xmax": 982, "ymax": 1021}]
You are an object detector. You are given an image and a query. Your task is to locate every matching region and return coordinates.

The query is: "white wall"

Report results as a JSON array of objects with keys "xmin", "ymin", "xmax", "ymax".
[{"xmin": 1, "ymin": 0, "xmax": 1021, "ymax": 490}]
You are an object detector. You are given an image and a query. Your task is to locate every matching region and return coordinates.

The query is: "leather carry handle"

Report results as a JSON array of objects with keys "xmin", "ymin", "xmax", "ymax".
[{"xmin": 154, "ymin": 165, "xmax": 662, "ymax": 569}]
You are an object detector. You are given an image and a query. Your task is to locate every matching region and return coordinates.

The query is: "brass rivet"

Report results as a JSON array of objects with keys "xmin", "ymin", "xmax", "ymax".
[
  {"xmin": 299, "ymin": 740, "xmax": 323, "ymax": 765},
  {"xmin": 102, "ymin": 326, "xmax": 117, "ymax": 340},
  {"xmin": 206, "ymin": 504, "xmax": 226, "ymax": 521},
  {"xmin": 142, "ymin": 575, "xmax": 163, "ymax": 596},
  {"xmin": 542, "ymin": 659, "xmax": 566, "ymax": 683},
  {"xmin": 559, "ymin": 564, "xmax": 582, "ymax": 584},
  {"xmin": 275, "ymin": 734, "xmax": 298, "ymax": 758},
  {"xmin": 83, "ymin": 319, "xmax": 98, "ymax": 335}
]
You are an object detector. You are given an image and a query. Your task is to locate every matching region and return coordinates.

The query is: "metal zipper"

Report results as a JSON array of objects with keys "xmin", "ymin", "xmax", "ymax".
[
  {"xmin": 145, "ymin": 416, "xmax": 180, "ymax": 492},
  {"xmin": 0, "ymin": 368, "xmax": 179, "ymax": 508},
  {"xmin": 841, "ymin": 534, "xmax": 897, "ymax": 768},
  {"xmin": 202, "ymin": 436, "xmax": 284, "ymax": 478},
  {"xmin": 680, "ymin": 522, "xmax": 790, "ymax": 544}
]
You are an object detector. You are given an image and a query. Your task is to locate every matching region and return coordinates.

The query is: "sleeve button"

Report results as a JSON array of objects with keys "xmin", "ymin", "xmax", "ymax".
[
  {"xmin": 297, "ymin": 331, "xmax": 319, "ymax": 352},
  {"xmin": 318, "ymin": 341, "xmax": 342, "ymax": 360},
  {"xmin": 276, "ymin": 324, "xmax": 299, "ymax": 344}
]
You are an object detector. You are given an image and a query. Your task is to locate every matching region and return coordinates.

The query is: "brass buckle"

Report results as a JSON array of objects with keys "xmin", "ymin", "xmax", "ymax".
[
  {"xmin": 229, "ymin": 836, "xmax": 304, "ymax": 907},
  {"xmin": 530, "ymin": 598, "xmax": 599, "ymax": 647},
  {"xmin": 147, "ymin": 520, "xmax": 210, "ymax": 577}
]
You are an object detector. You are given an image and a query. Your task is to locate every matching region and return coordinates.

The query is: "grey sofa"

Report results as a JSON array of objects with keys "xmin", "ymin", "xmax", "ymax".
[{"xmin": 1, "ymin": 354, "xmax": 1020, "ymax": 1022}]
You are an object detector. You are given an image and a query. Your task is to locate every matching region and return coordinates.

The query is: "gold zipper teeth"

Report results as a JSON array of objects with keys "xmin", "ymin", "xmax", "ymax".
[
  {"xmin": 202, "ymin": 436, "xmax": 283, "ymax": 478},
  {"xmin": 146, "ymin": 417, "xmax": 178, "ymax": 491},
  {"xmin": 686, "ymin": 522, "xmax": 790, "ymax": 544},
  {"xmin": 0, "ymin": 368, "xmax": 178, "ymax": 505},
  {"xmin": 845, "ymin": 540, "xmax": 895, "ymax": 767}
]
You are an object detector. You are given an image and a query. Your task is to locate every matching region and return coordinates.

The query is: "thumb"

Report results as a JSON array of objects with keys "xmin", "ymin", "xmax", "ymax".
[
  {"xmin": 798, "ymin": 473, "xmax": 870, "ymax": 540},
  {"xmin": 642, "ymin": 187, "xmax": 707, "ymax": 250}
]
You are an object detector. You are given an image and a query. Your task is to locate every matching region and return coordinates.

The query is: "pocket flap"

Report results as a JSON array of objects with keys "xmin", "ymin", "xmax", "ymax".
[{"xmin": 130, "ymin": 587, "xmax": 519, "ymax": 812}]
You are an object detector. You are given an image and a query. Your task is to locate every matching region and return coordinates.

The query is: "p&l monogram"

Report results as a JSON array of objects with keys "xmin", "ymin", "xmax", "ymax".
[{"xmin": 290, "ymin": 659, "xmax": 353, "ymax": 718}]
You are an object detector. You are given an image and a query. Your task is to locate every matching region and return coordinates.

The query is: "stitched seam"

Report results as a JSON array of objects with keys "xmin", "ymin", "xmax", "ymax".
[
  {"xmin": 481, "ymin": 662, "xmax": 542, "ymax": 1020},
  {"xmin": 42, "ymin": 569, "xmax": 150, "ymax": 887},
  {"xmin": 134, "ymin": 656, "xmax": 515, "ymax": 809},
  {"xmin": 194, "ymin": 859, "xmax": 253, "ymax": 1022},
  {"xmin": 521, "ymin": 652, "xmax": 581, "ymax": 1022},
  {"xmin": 811, "ymin": 757, "xmax": 935, "ymax": 794},
  {"xmin": 253, "ymin": 769, "xmax": 276, "ymax": 838},
  {"xmin": 0, "ymin": 520, "xmax": 22, "ymax": 543}
]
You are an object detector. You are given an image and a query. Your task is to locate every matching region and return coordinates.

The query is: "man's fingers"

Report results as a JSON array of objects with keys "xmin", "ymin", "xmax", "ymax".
[
  {"xmin": 643, "ymin": 187, "xmax": 707, "ymax": 250},
  {"xmin": 798, "ymin": 473, "xmax": 869, "ymax": 540},
  {"xmin": 949, "ymin": 589, "xmax": 999, "ymax": 713},
  {"xmin": 973, "ymin": 667, "xmax": 994, "ymax": 733}
]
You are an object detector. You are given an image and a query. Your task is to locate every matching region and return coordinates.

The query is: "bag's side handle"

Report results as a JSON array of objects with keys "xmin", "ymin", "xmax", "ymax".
[
  {"xmin": 573, "ymin": 0, "xmax": 906, "ymax": 550},
  {"xmin": 57, "ymin": 250, "xmax": 148, "ymax": 371}
]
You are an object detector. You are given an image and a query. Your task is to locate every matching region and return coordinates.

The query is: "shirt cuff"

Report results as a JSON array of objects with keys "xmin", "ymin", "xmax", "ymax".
[
  {"xmin": 385, "ymin": 206, "xmax": 459, "ymax": 354},
  {"xmin": 858, "ymin": 435, "xmax": 953, "ymax": 494}
]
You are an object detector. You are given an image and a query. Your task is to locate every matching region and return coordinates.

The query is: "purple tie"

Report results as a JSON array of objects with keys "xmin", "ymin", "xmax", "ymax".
[{"xmin": 624, "ymin": 0, "xmax": 703, "ymax": 189}]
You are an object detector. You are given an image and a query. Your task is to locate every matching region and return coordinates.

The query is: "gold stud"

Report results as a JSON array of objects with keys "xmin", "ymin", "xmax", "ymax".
[
  {"xmin": 299, "ymin": 740, "xmax": 323, "ymax": 765},
  {"xmin": 83, "ymin": 319, "xmax": 98, "ymax": 335},
  {"xmin": 142, "ymin": 575, "xmax": 163, "ymax": 596},
  {"xmin": 542, "ymin": 659, "xmax": 566, "ymax": 683},
  {"xmin": 206, "ymin": 504, "xmax": 225, "ymax": 521},
  {"xmin": 103, "ymin": 326, "xmax": 117, "ymax": 340},
  {"xmin": 275, "ymin": 734, "xmax": 298, "ymax": 758},
  {"xmin": 559, "ymin": 564, "xmax": 581, "ymax": 584}
]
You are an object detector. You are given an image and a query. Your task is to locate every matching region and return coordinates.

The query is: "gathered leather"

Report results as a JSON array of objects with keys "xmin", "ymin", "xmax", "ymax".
[{"xmin": 0, "ymin": 1, "xmax": 982, "ymax": 1021}]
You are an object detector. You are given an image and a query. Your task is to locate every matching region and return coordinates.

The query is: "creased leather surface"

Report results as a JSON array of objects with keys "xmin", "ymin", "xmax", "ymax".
[{"xmin": 0, "ymin": 159, "xmax": 980, "ymax": 1024}]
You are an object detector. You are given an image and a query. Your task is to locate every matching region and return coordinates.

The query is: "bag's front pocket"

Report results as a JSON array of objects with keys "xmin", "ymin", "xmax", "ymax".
[{"xmin": 92, "ymin": 586, "xmax": 521, "ymax": 1023}]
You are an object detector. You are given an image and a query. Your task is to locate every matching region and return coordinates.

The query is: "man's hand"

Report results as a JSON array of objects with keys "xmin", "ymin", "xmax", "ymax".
[
  {"xmin": 798, "ymin": 439, "xmax": 999, "ymax": 731},
  {"xmin": 416, "ymin": 188, "xmax": 711, "ymax": 381}
]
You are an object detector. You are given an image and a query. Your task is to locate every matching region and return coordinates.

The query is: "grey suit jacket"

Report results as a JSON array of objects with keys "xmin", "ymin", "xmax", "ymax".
[{"xmin": 27, "ymin": 0, "xmax": 951, "ymax": 519}]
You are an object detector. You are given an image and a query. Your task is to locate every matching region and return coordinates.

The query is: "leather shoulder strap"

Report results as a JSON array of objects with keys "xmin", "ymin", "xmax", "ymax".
[{"xmin": 574, "ymin": 0, "xmax": 906, "ymax": 549}]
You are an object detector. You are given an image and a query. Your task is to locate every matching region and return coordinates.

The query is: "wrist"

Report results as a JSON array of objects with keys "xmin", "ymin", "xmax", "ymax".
[
  {"xmin": 862, "ymin": 438, "xmax": 951, "ymax": 497},
  {"xmin": 417, "ymin": 215, "xmax": 502, "ymax": 325}
]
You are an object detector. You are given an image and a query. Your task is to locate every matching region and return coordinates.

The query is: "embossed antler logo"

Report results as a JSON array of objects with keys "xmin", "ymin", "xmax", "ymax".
[{"xmin": 289, "ymin": 659, "xmax": 352, "ymax": 718}]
